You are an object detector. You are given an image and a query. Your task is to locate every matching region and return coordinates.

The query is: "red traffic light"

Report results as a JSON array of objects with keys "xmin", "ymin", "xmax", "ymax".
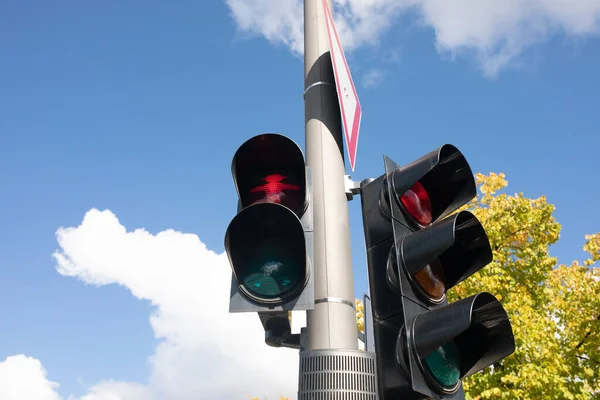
[
  {"xmin": 232, "ymin": 133, "xmax": 307, "ymax": 216},
  {"xmin": 385, "ymin": 145, "xmax": 476, "ymax": 226},
  {"xmin": 248, "ymin": 173, "xmax": 302, "ymax": 211},
  {"xmin": 399, "ymin": 181, "xmax": 433, "ymax": 226}
]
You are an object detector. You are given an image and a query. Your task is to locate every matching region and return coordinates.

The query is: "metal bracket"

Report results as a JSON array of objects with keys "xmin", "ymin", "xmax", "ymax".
[
  {"xmin": 363, "ymin": 293, "xmax": 375, "ymax": 353},
  {"xmin": 259, "ymin": 311, "xmax": 301, "ymax": 350},
  {"xmin": 278, "ymin": 333, "xmax": 301, "ymax": 349},
  {"xmin": 344, "ymin": 175, "xmax": 362, "ymax": 201}
]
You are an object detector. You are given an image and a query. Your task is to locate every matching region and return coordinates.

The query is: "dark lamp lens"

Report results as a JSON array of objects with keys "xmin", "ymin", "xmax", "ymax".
[
  {"xmin": 414, "ymin": 259, "xmax": 446, "ymax": 302},
  {"xmin": 423, "ymin": 341, "xmax": 461, "ymax": 389},
  {"xmin": 239, "ymin": 237, "xmax": 304, "ymax": 299},
  {"xmin": 400, "ymin": 181, "xmax": 433, "ymax": 225}
]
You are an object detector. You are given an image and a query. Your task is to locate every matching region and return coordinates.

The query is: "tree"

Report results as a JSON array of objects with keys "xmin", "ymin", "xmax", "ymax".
[
  {"xmin": 356, "ymin": 172, "xmax": 600, "ymax": 398},
  {"xmin": 355, "ymin": 298, "xmax": 364, "ymax": 333}
]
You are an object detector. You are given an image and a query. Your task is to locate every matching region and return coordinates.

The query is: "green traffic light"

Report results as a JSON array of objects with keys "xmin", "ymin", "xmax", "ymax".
[
  {"xmin": 225, "ymin": 201, "xmax": 308, "ymax": 304},
  {"xmin": 423, "ymin": 341, "xmax": 461, "ymax": 389},
  {"xmin": 238, "ymin": 237, "xmax": 305, "ymax": 299},
  {"xmin": 243, "ymin": 259, "xmax": 302, "ymax": 298}
]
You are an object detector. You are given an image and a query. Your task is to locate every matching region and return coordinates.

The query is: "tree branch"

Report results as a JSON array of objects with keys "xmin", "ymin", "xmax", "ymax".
[
  {"xmin": 575, "ymin": 314, "xmax": 600, "ymax": 349},
  {"xmin": 575, "ymin": 355, "xmax": 600, "ymax": 366},
  {"xmin": 493, "ymin": 226, "xmax": 531, "ymax": 252}
]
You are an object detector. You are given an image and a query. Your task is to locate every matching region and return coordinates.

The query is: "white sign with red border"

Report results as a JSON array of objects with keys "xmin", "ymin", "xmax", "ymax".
[{"xmin": 322, "ymin": 0, "xmax": 362, "ymax": 172}]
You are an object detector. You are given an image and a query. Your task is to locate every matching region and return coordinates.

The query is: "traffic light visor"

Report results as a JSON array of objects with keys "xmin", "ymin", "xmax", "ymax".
[
  {"xmin": 399, "ymin": 211, "xmax": 492, "ymax": 303},
  {"xmin": 410, "ymin": 293, "xmax": 515, "ymax": 394},
  {"xmin": 224, "ymin": 202, "xmax": 309, "ymax": 305},
  {"xmin": 387, "ymin": 145, "xmax": 476, "ymax": 226},
  {"xmin": 232, "ymin": 133, "xmax": 307, "ymax": 215}
]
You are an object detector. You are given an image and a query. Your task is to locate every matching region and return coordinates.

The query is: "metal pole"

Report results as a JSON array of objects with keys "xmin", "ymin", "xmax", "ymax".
[
  {"xmin": 298, "ymin": 0, "xmax": 378, "ymax": 398},
  {"xmin": 303, "ymin": 0, "xmax": 357, "ymax": 352}
]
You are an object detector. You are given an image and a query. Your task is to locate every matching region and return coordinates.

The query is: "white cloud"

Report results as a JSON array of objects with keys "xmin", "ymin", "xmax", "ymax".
[
  {"xmin": 77, "ymin": 381, "xmax": 155, "ymax": 400},
  {"xmin": 225, "ymin": 0, "xmax": 415, "ymax": 55},
  {"xmin": 50, "ymin": 208, "xmax": 303, "ymax": 399},
  {"xmin": 225, "ymin": 0, "xmax": 600, "ymax": 76},
  {"xmin": 0, "ymin": 355, "xmax": 61, "ymax": 400},
  {"xmin": 0, "ymin": 355, "xmax": 154, "ymax": 400},
  {"xmin": 362, "ymin": 68, "xmax": 386, "ymax": 88},
  {"xmin": 418, "ymin": 0, "xmax": 600, "ymax": 76},
  {"xmin": 226, "ymin": 0, "xmax": 305, "ymax": 54}
]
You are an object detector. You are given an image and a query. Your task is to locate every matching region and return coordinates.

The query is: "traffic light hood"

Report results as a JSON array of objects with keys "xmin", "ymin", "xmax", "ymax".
[
  {"xmin": 399, "ymin": 210, "xmax": 493, "ymax": 300},
  {"xmin": 382, "ymin": 145, "xmax": 476, "ymax": 226},
  {"xmin": 409, "ymin": 292, "xmax": 515, "ymax": 387}
]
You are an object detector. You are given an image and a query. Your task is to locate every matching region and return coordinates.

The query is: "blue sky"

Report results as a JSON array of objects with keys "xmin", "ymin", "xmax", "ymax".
[{"xmin": 1, "ymin": 1, "xmax": 599, "ymax": 399}]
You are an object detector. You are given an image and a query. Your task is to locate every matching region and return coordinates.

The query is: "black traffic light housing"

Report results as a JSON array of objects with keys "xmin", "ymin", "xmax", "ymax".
[
  {"xmin": 225, "ymin": 133, "xmax": 314, "ymax": 314},
  {"xmin": 360, "ymin": 144, "xmax": 515, "ymax": 399}
]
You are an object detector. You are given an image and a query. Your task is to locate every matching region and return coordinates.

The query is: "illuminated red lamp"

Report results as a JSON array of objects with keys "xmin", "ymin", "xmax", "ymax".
[
  {"xmin": 247, "ymin": 173, "xmax": 301, "ymax": 212},
  {"xmin": 399, "ymin": 181, "xmax": 433, "ymax": 226}
]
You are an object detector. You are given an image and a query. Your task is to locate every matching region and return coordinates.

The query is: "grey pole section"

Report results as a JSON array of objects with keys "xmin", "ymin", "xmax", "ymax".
[
  {"xmin": 298, "ymin": 0, "xmax": 378, "ymax": 398},
  {"xmin": 303, "ymin": 0, "xmax": 357, "ymax": 352}
]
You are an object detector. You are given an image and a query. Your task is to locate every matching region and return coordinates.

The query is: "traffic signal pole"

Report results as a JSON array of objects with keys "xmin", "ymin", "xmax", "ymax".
[
  {"xmin": 298, "ymin": 0, "xmax": 378, "ymax": 398},
  {"xmin": 303, "ymin": 0, "xmax": 357, "ymax": 352}
]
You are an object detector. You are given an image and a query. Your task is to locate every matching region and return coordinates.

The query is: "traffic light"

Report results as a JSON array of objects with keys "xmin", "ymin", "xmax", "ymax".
[
  {"xmin": 360, "ymin": 144, "xmax": 515, "ymax": 399},
  {"xmin": 224, "ymin": 133, "xmax": 314, "ymax": 346}
]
